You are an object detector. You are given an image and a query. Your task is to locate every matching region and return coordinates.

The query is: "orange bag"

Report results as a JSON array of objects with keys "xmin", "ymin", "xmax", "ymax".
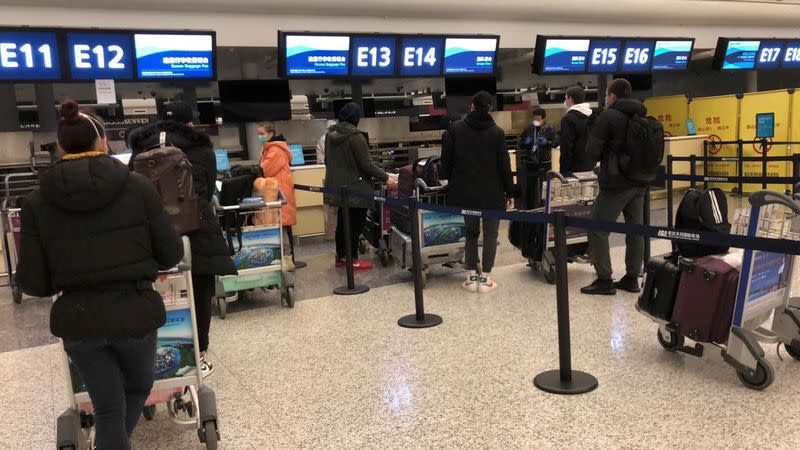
[{"xmin": 252, "ymin": 177, "xmax": 280, "ymax": 226}]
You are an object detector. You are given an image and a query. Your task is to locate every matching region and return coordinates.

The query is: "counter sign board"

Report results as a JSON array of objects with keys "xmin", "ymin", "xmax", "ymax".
[
  {"xmin": 134, "ymin": 33, "xmax": 214, "ymax": 79},
  {"xmin": 67, "ymin": 32, "xmax": 133, "ymax": 80},
  {"xmin": 351, "ymin": 36, "xmax": 396, "ymax": 77},
  {"xmin": 444, "ymin": 37, "xmax": 498, "ymax": 75},
  {"xmin": 715, "ymin": 38, "xmax": 800, "ymax": 71},
  {"xmin": 284, "ymin": 34, "xmax": 349, "ymax": 77},
  {"xmin": 400, "ymin": 36, "xmax": 443, "ymax": 77},
  {"xmin": 0, "ymin": 30, "xmax": 61, "ymax": 80}
]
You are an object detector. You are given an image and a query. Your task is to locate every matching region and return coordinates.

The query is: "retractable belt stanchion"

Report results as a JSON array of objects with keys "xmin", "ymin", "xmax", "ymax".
[
  {"xmin": 667, "ymin": 155, "xmax": 674, "ymax": 228},
  {"xmin": 643, "ymin": 185, "xmax": 651, "ymax": 266},
  {"xmin": 333, "ymin": 189, "xmax": 370, "ymax": 296},
  {"xmin": 398, "ymin": 196, "xmax": 442, "ymax": 329},
  {"xmin": 761, "ymin": 139, "xmax": 769, "ymax": 191},
  {"xmin": 534, "ymin": 210, "xmax": 598, "ymax": 395},
  {"xmin": 737, "ymin": 140, "xmax": 745, "ymax": 195}
]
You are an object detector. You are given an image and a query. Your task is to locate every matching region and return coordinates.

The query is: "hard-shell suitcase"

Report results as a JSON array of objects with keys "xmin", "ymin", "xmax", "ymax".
[
  {"xmin": 671, "ymin": 251, "xmax": 742, "ymax": 343},
  {"xmin": 638, "ymin": 253, "xmax": 682, "ymax": 321}
]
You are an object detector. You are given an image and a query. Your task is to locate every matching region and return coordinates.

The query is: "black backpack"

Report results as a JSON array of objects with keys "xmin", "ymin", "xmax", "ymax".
[
  {"xmin": 674, "ymin": 188, "xmax": 731, "ymax": 257},
  {"xmin": 619, "ymin": 115, "xmax": 665, "ymax": 185}
]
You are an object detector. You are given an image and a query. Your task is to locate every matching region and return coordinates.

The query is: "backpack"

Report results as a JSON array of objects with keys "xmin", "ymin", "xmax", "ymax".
[
  {"xmin": 133, "ymin": 131, "xmax": 201, "ymax": 235},
  {"xmin": 619, "ymin": 115, "xmax": 665, "ymax": 185},
  {"xmin": 674, "ymin": 188, "xmax": 731, "ymax": 257}
]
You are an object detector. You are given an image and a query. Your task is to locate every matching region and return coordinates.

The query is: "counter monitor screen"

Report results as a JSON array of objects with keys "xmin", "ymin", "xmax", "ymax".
[
  {"xmin": 284, "ymin": 34, "xmax": 350, "ymax": 77},
  {"xmin": 541, "ymin": 38, "xmax": 589, "ymax": 73},
  {"xmin": 67, "ymin": 32, "xmax": 134, "ymax": 80},
  {"xmin": 0, "ymin": 30, "xmax": 61, "ymax": 81},
  {"xmin": 722, "ymin": 40, "xmax": 760, "ymax": 70},
  {"xmin": 756, "ymin": 40, "xmax": 784, "ymax": 69},
  {"xmin": 443, "ymin": 37, "xmax": 497, "ymax": 75},
  {"xmin": 351, "ymin": 36, "xmax": 397, "ymax": 77},
  {"xmin": 400, "ymin": 37, "xmax": 443, "ymax": 76},
  {"xmin": 587, "ymin": 40, "xmax": 622, "ymax": 73},
  {"xmin": 652, "ymin": 40, "xmax": 693, "ymax": 71},
  {"xmin": 621, "ymin": 40, "xmax": 655, "ymax": 72},
  {"xmin": 134, "ymin": 33, "xmax": 214, "ymax": 79},
  {"xmin": 289, "ymin": 144, "xmax": 305, "ymax": 166}
]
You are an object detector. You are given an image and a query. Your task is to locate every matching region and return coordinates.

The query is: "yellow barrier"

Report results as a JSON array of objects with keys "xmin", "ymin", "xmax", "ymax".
[
  {"xmin": 689, "ymin": 94, "xmax": 740, "ymax": 191},
  {"xmin": 738, "ymin": 89, "xmax": 792, "ymax": 192},
  {"xmin": 644, "ymin": 95, "xmax": 689, "ymax": 137}
]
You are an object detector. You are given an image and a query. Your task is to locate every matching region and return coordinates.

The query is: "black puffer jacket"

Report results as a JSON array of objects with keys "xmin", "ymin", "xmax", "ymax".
[
  {"xmin": 16, "ymin": 154, "xmax": 183, "ymax": 339},
  {"xmin": 587, "ymin": 98, "xmax": 648, "ymax": 191},
  {"xmin": 559, "ymin": 104, "xmax": 596, "ymax": 173},
  {"xmin": 441, "ymin": 111, "xmax": 514, "ymax": 210},
  {"xmin": 323, "ymin": 121, "xmax": 389, "ymax": 209},
  {"xmin": 128, "ymin": 120, "xmax": 236, "ymax": 276}
]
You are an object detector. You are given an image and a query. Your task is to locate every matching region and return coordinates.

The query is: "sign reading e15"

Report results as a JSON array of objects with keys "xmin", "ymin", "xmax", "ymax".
[
  {"xmin": 0, "ymin": 31, "xmax": 61, "ymax": 80},
  {"xmin": 400, "ymin": 37, "xmax": 443, "ymax": 76},
  {"xmin": 67, "ymin": 33, "xmax": 134, "ymax": 80},
  {"xmin": 351, "ymin": 36, "xmax": 396, "ymax": 77}
]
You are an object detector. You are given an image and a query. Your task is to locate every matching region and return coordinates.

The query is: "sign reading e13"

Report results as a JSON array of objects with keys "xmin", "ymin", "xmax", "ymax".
[
  {"xmin": 400, "ymin": 37, "xmax": 443, "ymax": 76},
  {"xmin": 67, "ymin": 33, "xmax": 134, "ymax": 80},
  {"xmin": 351, "ymin": 37, "xmax": 396, "ymax": 76},
  {"xmin": 0, "ymin": 31, "xmax": 61, "ymax": 80}
]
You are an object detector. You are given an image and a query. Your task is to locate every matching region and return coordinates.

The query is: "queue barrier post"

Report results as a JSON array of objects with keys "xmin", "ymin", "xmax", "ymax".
[
  {"xmin": 667, "ymin": 155, "xmax": 674, "ymax": 228},
  {"xmin": 643, "ymin": 185, "xmax": 651, "ymax": 267},
  {"xmin": 689, "ymin": 154, "xmax": 697, "ymax": 190},
  {"xmin": 534, "ymin": 210, "xmax": 598, "ymax": 395},
  {"xmin": 761, "ymin": 139, "xmax": 769, "ymax": 190},
  {"xmin": 398, "ymin": 196, "xmax": 442, "ymax": 329},
  {"xmin": 333, "ymin": 189, "xmax": 370, "ymax": 296},
  {"xmin": 737, "ymin": 140, "xmax": 744, "ymax": 195},
  {"xmin": 702, "ymin": 140, "xmax": 709, "ymax": 191}
]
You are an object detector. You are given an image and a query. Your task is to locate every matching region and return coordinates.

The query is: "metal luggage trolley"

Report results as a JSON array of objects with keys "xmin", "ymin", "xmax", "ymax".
[
  {"xmin": 359, "ymin": 183, "xmax": 393, "ymax": 267},
  {"xmin": 0, "ymin": 172, "xmax": 40, "ymax": 304},
  {"xmin": 646, "ymin": 190, "xmax": 800, "ymax": 390},
  {"xmin": 390, "ymin": 179, "xmax": 465, "ymax": 288},
  {"xmin": 56, "ymin": 237, "xmax": 220, "ymax": 450},
  {"xmin": 214, "ymin": 193, "xmax": 294, "ymax": 319},
  {"xmin": 532, "ymin": 171, "xmax": 598, "ymax": 283}
]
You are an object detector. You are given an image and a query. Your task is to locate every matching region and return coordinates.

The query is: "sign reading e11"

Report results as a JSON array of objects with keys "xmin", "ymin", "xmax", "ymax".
[
  {"xmin": 67, "ymin": 33, "xmax": 133, "ymax": 80},
  {"xmin": 0, "ymin": 31, "xmax": 61, "ymax": 80}
]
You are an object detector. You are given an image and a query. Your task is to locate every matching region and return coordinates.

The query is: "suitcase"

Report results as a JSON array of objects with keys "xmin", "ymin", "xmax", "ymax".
[
  {"xmin": 671, "ymin": 251, "xmax": 743, "ymax": 343},
  {"xmin": 509, "ymin": 219, "xmax": 545, "ymax": 262},
  {"xmin": 638, "ymin": 253, "xmax": 682, "ymax": 321}
]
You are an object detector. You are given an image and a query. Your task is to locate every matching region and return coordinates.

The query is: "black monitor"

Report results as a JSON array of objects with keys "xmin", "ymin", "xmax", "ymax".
[{"xmin": 218, "ymin": 80, "xmax": 291, "ymax": 123}]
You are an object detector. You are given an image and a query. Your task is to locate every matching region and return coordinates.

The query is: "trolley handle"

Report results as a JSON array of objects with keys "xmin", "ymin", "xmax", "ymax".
[
  {"xmin": 749, "ymin": 190, "xmax": 800, "ymax": 213},
  {"xmin": 3, "ymin": 172, "xmax": 37, "ymax": 203},
  {"xmin": 545, "ymin": 170, "xmax": 567, "ymax": 183},
  {"xmin": 415, "ymin": 178, "xmax": 447, "ymax": 193},
  {"xmin": 160, "ymin": 236, "xmax": 193, "ymax": 275},
  {"xmin": 215, "ymin": 190, "xmax": 287, "ymax": 212}
]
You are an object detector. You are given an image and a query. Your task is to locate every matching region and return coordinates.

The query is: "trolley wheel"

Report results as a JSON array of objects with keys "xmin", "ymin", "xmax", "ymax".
[
  {"xmin": 358, "ymin": 238, "xmax": 367, "ymax": 255},
  {"xmin": 736, "ymin": 358, "xmax": 774, "ymax": 391},
  {"xmin": 379, "ymin": 249, "xmax": 390, "ymax": 267},
  {"xmin": 281, "ymin": 273, "xmax": 294, "ymax": 308},
  {"xmin": 543, "ymin": 264, "xmax": 556, "ymax": 284},
  {"xmin": 657, "ymin": 328, "xmax": 684, "ymax": 352},
  {"xmin": 12, "ymin": 287, "xmax": 21, "ymax": 304},
  {"xmin": 142, "ymin": 405, "xmax": 156, "ymax": 421},
  {"xmin": 216, "ymin": 298, "xmax": 227, "ymax": 319},
  {"xmin": 199, "ymin": 420, "xmax": 219, "ymax": 450},
  {"xmin": 784, "ymin": 341, "xmax": 800, "ymax": 361}
]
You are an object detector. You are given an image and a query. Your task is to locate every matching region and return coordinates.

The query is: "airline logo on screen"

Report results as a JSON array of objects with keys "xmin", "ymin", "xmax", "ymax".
[
  {"xmin": 444, "ymin": 38, "xmax": 497, "ymax": 74},
  {"xmin": 134, "ymin": 34, "xmax": 213, "ymax": 79},
  {"xmin": 286, "ymin": 35, "xmax": 349, "ymax": 77},
  {"xmin": 543, "ymin": 39, "xmax": 589, "ymax": 73},
  {"xmin": 723, "ymin": 40, "xmax": 760, "ymax": 70},
  {"xmin": 0, "ymin": 31, "xmax": 61, "ymax": 80}
]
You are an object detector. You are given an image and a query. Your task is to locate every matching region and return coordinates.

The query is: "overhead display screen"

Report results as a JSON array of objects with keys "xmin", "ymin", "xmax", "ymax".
[
  {"xmin": 621, "ymin": 40, "xmax": 655, "ymax": 72},
  {"xmin": 782, "ymin": 41, "xmax": 800, "ymax": 68},
  {"xmin": 541, "ymin": 39, "xmax": 589, "ymax": 73},
  {"xmin": 351, "ymin": 36, "xmax": 396, "ymax": 77},
  {"xmin": 134, "ymin": 33, "xmax": 214, "ymax": 79},
  {"xmin": 443, "ymin": 37, "xmax": 497, "ymax": 75},
  {"xmin": 285, "ymin": 34, "xmax": 349, "ymax": 77},
  {"xmin": 587, "ymin": 39, "xmax": 621, "ymax": 73},
  {"xmin": 716, "ymin": 38, "xmax": 800, "ymax": 70},
  {"xmin": 67, "ymin": 32, "xmax": 133, "ymax": 80},
  {"xmin": 0, "ymin": 31, "xmax": 61, "ymax": 81},
  {"xmin": 756, "ymin": 40, "xmax": 784, "ymax": 69},
  {"xmin": 722, "ymin": 40, "xmax": 760, "ymax": 70},
  {"xmin": 400, "ymin": 36, "xmax": 443, "ymax": 76},
  {"xmin": 652, "ymin": 40, "xmax": 693, "ymax": 71}
]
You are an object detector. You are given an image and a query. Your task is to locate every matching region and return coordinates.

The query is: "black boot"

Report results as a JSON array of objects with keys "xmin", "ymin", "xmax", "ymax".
[
  {"xmin": 580, "ymin": 279, "xmax": 617, "ymax": 295},
  {"xmin": 614, "ymin": 275, "xmax": 641, "ymax": 294}
]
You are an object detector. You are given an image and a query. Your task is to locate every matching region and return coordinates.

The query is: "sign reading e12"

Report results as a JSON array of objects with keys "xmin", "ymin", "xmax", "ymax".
[
  {"xmin": 351, "ymin": 36, "xmax": 396, "ymax": 77},
  {"xmin": 0, "ymin": 31, "xmax": 61, "ymax": 80},
  {"xmin": 622, "ymin": 40, "xmax": 654, "ymax": 71},
  {"xmin": 400, "ymin": 37, "xmax": 443, "ymax": 76},
  {"xmin": 67, "ymin": 33, "xmax": 134, "ymax": 80}
]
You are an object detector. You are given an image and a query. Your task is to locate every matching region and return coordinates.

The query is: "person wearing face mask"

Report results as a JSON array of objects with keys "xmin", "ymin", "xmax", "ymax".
[
  {"xmin": 581, "ymin": 78, "xmax": 648, "ymax": 296},
  {"xmin": 517, "ymin": 108, "xmax": 558, "ymax": 209},
  {"xmin": 560, "ymin": 85, "xmax": 596, "ymax": 174},
  {"xmin": 258, "ymin": 122, "xmax": 298, "ymax": 268}
]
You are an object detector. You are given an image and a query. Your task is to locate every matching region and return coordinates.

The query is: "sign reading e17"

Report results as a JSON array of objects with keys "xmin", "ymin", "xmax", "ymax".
[
  {"xmin": 400, "ymin": 37, "xmax": 443, "ymax": 76},
  {"xmin": 351, "ymin": 36, "xmax": 396, "ymax": 77},
  {"xmin": 67, "ymin": 33, "xmax": 134, "ymax": 80},
  {"xmin": 0, "ymin": 31, "xmax": 61, "ymax": 80}
]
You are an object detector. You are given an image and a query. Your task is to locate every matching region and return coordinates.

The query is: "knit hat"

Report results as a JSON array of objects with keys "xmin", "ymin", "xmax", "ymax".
[
  {"xmin": 162, "ymin": 101, "xmax": 194, "ymax": 124},
  {"xmin": 338, "ymin": 102, "xmax": 363, "ymax": 127}
]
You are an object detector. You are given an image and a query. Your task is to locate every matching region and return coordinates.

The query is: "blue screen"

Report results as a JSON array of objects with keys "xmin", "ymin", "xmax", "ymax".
[
  {"xmin": 399, "ymin": 37, "xmax": 443, "ymax": 76},
  {"xmin": 542, "ymin": 39, "xmax": 589, "ymax": 73},
  {"xmin": 652, "ymin": 40, "xmax": 692, "ymax": 71},
  {"xmin": 621, "ymin": 40, "xmax": 655, "ymax": 72},
  {"xmin": 587, "ymin": 40, "xmax": 621, "ymax": 73},
  {"xmin": 67, "ymin": 33, "xmax": 133, "ymax": 80},
  {"xmin": 723, "ymin": 40, "xmax": 759, "ymax": 70},
  {"xmin": 755, "ymin": 41, "xmax": 784, "ymax": 69},
  {"xmin": 289, "ymin": 144, "xmax": 305, "ymax": 166},
  {"xmin": 0, "ymin": 31, "xmax": 61, "ymax": 80},
  {"xmin": 444, "ymin": 38, "xmax": 497, "ymax": 74},
  {"xmin": 351, "ymin": 37, "xmax": 396, "ymax": 77},
  {"xmin": 134, "ymin": 33, "xmax": 214, "ymax": 79},
  {"xmin": 782, "ymin": 41, "xmax": 800, "ymax": 68},
  {"xmin": 285, "ymin": 34, "xmax": 349, "ymax": 77}
]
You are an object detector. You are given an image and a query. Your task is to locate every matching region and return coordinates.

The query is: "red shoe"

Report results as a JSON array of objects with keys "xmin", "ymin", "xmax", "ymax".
[{"xmin": 352, "ymin": 259, "xmax": 374, "ymax": 271}]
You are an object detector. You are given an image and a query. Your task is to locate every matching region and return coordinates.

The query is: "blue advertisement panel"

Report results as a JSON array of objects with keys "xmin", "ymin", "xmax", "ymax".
[
  {"xmin": 652, "ymin": 40, "xmax": 693, "ymax": 71},
  {"xmin": 542, "ymin": 39, "xmax": 589, "ymax": 73},
  {"xmin": 400, "ymin": 37, "xmax": 443, "ymax": 76},
  {"xmin": 422, "ymin": 211, "xmax": 465, "ymax": 247},
  {"xmin": 587, "ymin": 40, "xmax": 621, "ymax": 73},
  {"xmin": 782, "ymin": 41, "xmax": 800, "ymax": 69},
  {"xmin": 621, "ymin": 40, "xmax": 655, "ymax": 72},
  {"xmin": 0, "ymin": 31, "xmax": 61, "ymax": 80},
  {"xmin": 723, "ymin": 40, "xmax": 759, "ymax": 70},
  {"xmin": 230, "ymin": 226, "xmax": 282, "ymax": 270},
  {"xmin": 134, "ymin": 33, "xmax": 213, "ymax": 79},
  {"xmin": 351, "ymin": 36, "xmax": 396, "ymax": 77},
  {"xmin": 67, "ymin": 32, "xmax": 133, "ymax": 80},
  {"xmin": 285, "ymin": 35, "xmax": 349, "ymax": 77},
  {"xmin": 443, "ymin": 37, "xmax": 497, "ymax": 75},
  {"xmin": 756, "ymin": 40, "xmax": 784, "ymax": 69}
]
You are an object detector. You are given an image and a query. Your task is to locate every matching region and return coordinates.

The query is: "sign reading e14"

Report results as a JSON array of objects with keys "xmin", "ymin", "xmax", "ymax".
[
  {"xmin": 0, "ymin": 31, "xmax": 61, "ymax": 80},
  {"xmin": 400, "ymin": 37, "xmax": 443, "ymax": 76},
  {"xmin": 67, "ymin": 33, "xmax": 134, "ymax": 80}
]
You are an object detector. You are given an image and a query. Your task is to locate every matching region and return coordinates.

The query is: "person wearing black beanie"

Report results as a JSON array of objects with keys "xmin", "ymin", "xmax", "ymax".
[{"xmin": 337, "ymin": 102, "xmax": 363, "ymax": 127}]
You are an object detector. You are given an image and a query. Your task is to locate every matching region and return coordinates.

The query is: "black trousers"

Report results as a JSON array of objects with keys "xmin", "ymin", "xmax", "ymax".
[
  {"xmin": 336, "ymin": 207, "xmax": 368, "ymax": 259},
  {"xmin": 284, "ymin": 226, "xmax": 295, "ymax": 260},
  {"xmin": 192, "ymin": 274, "xmax": 214, "ymax": 353}
]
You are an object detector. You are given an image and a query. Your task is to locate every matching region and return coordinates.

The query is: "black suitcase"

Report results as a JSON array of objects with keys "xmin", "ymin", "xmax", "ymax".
[
  {"xmin": 509, "ymin": 220, "xmax": 545, "ymax": 262},
  {"xmin": 638, "ymin": 253, "xmax": 682, "ymax": 321}
]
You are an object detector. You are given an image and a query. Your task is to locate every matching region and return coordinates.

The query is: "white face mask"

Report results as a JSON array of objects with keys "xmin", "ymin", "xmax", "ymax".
[
  {"xmin": 564, "ymin": 100, "xmax": 570, "ymax": 109},
  {"xmin": 533, "ymin": 120, "xmax": 542, "ymax": 127}
]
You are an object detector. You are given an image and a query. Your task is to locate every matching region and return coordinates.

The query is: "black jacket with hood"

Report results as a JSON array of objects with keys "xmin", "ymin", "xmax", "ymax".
[
  {"xmin": 16, "ymin": 154, "xmax": 183, "ymax": 339},
  {"xmin": 128, "ymin": 120, "xmax": 236, "ymax": 276},
  {"xmin": 441, "ymin": 111, "xmax": 514, "ymax": 210},
  {"xmin": 323, "ymin": 121, "xmax": 389, "ymax": 209},
  {"xmin": 559, "ymin": 103, "xmax": 596, "ymax": 173},
  {"xmin": 587, "ymin": 98, "xmax": 648, "ymax": 191}
]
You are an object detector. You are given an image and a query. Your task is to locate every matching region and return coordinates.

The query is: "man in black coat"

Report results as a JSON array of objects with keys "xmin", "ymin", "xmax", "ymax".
[
  {"xmin": 128, "ymin": 101, "xmax": 236, "ymax": 377},
  {"xmin": 581, "ymin": 79, "xmax": 647, "ymax": 296},
  {"xmin": 560, "ymin": 85, "xmax": 596, "ymax": 174},
  {"xmin": 517, "ymin": 108, "xmax": 558, "ymax": 209},
  {"xmin": 441, "ymin": 91, "xmax": 514, "ymax": 294}
]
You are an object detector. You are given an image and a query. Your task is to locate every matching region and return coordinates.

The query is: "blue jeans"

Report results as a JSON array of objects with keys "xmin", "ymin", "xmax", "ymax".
[{"xmin": 65, "ymin": 332, "xmax": 157, "ymax": 450}]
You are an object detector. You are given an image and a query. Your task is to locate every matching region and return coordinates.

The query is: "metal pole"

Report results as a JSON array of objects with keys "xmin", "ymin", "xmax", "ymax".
[
  {"xmin": 702, "ymin": 141, "xmax": 709, "ymax": 191},
  {"xmin": 667, "ymin": 155, "xmax": 674, "ymax": 228},
  {"xmin": 398, "ymin": 197, "xmax": 442, "ymax": 328},
  {"xmin": 334, "ymin": 189, "xmax": 369, "ymax": 295},
  {"xmin": 690, "ymin": 154, "xmax": 697, "ymax": 190},
  {"xmin": 643, "ymin": 186, "xmax": 651, "ymax": 265},
  {"xmin": 761, "ymin": 139, "xmax": 768, "ymax": 190},
  {"xmin": 738, "ymin": 140, "xmax": 744, "ymax": 195}
]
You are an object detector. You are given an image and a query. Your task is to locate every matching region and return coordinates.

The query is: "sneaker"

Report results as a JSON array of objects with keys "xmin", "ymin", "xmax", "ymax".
[
  {"xmin": 580, "ymin": 279, "xmax": 617, "ymax": 296},
  {"xmin": 351, "ymin": 259, "xmax": 374, "ymax": 271},
  {"xmin": 200, "ymin": 358, "xmax": 215, "ymax": 378},
  {"xmin": 614, "ymin": 275, "xmax": 641, "ymax": 294},
  {"xmin": 462, "ymin": 272, "xmax": 479, "ymax": 293},
  {"xmin": 335, "ymin": 258, "xmax": 345, "ymax": 268},
  {"xmin": 573, "ymin": 254, "xmax": 591, "ymax": 265},
  {"xmin": 478, "ymin": 275, "xmax": 498, "ymax": 294}
]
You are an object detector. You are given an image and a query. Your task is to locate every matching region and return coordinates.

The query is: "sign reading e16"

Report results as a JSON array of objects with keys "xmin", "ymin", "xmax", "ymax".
[
  {"xmin": 0, "ymin": 31, "xmax": 61, "ymax": 80},
  {"xmin": 67, "ymin": 33, "xmax": 134, "ymax": 80},
  {"xmin": 400, "ymin": 37, "xmax": 443, "ymax": 76},
  {"xmin": 351, "ymin": 37, "xmax": 396, "ymax": 76},
  {"xmin": 622, "ymin": 40, "xmax": 655, "ymax": 71}
]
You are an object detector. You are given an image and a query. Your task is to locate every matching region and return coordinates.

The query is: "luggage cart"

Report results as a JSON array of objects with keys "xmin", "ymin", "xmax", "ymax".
[
  {"xmin": 390, "ymin": 179, "xmax": 465, "ymax": 288},
  {"xmin": 641, "ymin": 190, "xmax": 800, "ymax": 390},
  {"xmin": 531, "ymin": 171, "xmax": 598, "ymax": 284},
  {"xmin": 359, "ymin": 183, "xmax": 393, "ymax": 267},
  {"xmin": 214, "ymin": 194, "xmax": 294, "ymax": 319},
  {"xmin": 56, "ymin": 237, "xmax": 221, "ymax": 450},
  {"xmin": 0, "ymin": 172, "xmax": 39, "ymax": 303}
]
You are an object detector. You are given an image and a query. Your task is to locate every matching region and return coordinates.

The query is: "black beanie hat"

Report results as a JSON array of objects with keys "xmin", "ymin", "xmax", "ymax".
[
  {"xmin": 162, "ymin": 101, "xmax": 194, "ymax": 124},
  {"xmin": 472, "ymin": 91, "xmax": 494, "ymax": 111},
  {"xmin": 338, "ymin": 102, "xmax": 363, "ymax": 127}
]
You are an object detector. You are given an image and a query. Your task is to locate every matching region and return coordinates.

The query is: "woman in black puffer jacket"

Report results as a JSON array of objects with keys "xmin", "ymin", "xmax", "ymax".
[{"xmin": 16, "ymin": 100, "xmax": 183, "ymax": 450}]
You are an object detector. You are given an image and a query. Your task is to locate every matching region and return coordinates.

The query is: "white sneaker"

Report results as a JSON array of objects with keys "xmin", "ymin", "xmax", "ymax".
[
  {"xmin": 462, "ymin": 271, "xmax": 479, "ymax": 293},
  {"xmin": 478, "ymin": 275, "xmax": 498, "ymax": 294},
  {"xmin": 200, "ymin": 358, "xmax": 215, "ymax": 378}
]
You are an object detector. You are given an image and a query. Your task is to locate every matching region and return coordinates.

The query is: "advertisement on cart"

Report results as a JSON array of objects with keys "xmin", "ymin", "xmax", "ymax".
[
  {"xmin": 421, "ymin": 211, "xmax": 465, "ymax": 247},
  {"xmin": 230, "ymin": 227, "xmax": 282, "ymax": 270},
  {"xmin": 744, "ymin": 250, "xmax": 792, "ymax": 320}
]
